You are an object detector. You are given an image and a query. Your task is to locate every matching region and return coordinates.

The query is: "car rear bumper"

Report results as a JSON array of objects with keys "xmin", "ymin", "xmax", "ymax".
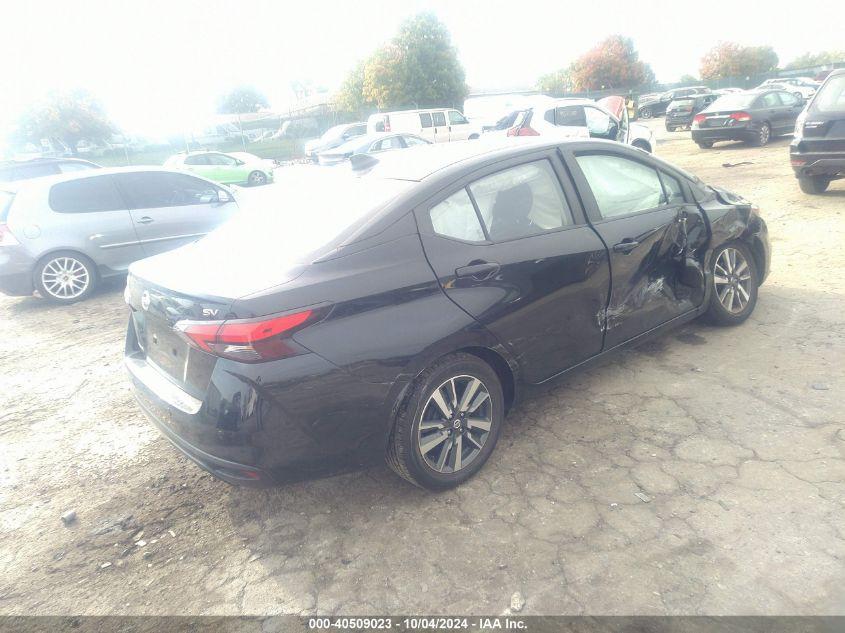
[
  {"xmin": 666, "ymin": 114, "xmax": 693, "ymax": 127},
  {"xmin": 0, "ymin": 271, "xmax": 33, "ymax": 296},
  {"xmin": 692, "ymin": 125, "xmax": 756, "ymax": 143},
  {"xmin": 125, "ymin": 318, "xmax": 394, "ymax": 486},
  {"xmin": 790, "ymin": 148, "xmax": 845, "ymax": 178},
  {"xmin": 0, "ymin": 247, "xmax": 34, "ymax": 296}
]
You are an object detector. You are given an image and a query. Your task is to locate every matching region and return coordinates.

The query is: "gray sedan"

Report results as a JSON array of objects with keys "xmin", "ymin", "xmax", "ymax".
[
  {"xmin": 0, "ymin": 167, "xmax": 238, "ymax": 302},
  {"xmin": 317, "ymin": 132, "xmax": 431, "ymax": 166}
]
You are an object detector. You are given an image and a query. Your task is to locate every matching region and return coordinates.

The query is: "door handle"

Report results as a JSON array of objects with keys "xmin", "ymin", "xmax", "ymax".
[
  {"xmin": 613, "ymin": 239, "xmax": 639, "ymax": 254},
  {"xmin": 455, "ymin": 261, "xmax": 500, "ymax": 280},
  {"xmin": 137, "ymin": 216, "xmax": 154, "ymax": 224}
]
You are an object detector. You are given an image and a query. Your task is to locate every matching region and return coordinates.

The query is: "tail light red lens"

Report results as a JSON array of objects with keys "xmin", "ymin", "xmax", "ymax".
[
  {"xmin": 506, "ymin": 125, "xmax": 539, "ymax": 137},
  {"xmin": 175, "ymin": 310, "xmax": 316, "ymax": 362},
  {"xmin": 693, "ymin": 114, "xmax": 706, "ymax": 125},
  {"xmin": 383, "ymin": 116, "xmax": 391, "ymax": 132},
  {"xmin": 730, "ymin": 112, "xmax": 752, "ymax": 122},
  {"xmin": 0, "ymin": 223, "xmax": 19, "ymax": 246}
]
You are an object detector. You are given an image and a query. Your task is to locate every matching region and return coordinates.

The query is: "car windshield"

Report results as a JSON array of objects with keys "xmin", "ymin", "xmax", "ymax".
[
  {"xmin": 198, "ymin": 167, "xmax": 411, "ymax": 265},
  {"xmin": 707, "ymin": 93, "xmax": 756, "ymax": 111},
  {"xmin": 811, "ymin": 75, "xmax": 845, "ymax": 113},
  {"xmin": 320, "ymin": 124, "xmax": 349, "ymax": 142}
]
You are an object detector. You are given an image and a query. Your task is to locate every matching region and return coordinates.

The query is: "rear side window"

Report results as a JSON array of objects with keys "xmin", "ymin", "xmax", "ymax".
[
  {"xmin": 778, "ymin": 92, "xmax": 798, "ymax": 106},
  {"xmin": 760, "ymin": 92, "xmax": 780, "ymax": 108},
  {"xmin": 184, "ymin": 154, "xmax": 210, "ymax": 165},
  {"xmin": 575, "ymin": 154, "xmax": 665, "ymax": 218},
  {"xmin": 49, "ymin": 177, "xmax": 126, "ymax": 213},
  {"xmin": 554, "ymin": 106, "xmax": 586, "ymax": 127},
  {"xmin": 469, "ymin": 160, "xmax": 572, "ymax": 241},
  {"xmin": 659, "ymin": 172, "xmax": 685, "ymax": 204},
  {"xmin": 116, "ymin": 172, "xmax": 221, "ymax": 209},
  {"xmin": 419, "ymin": 113, "xmax": 432, "ymax": 128},
  {"xmin": 432, "ymin": 112, "xmax": 447, "ymax": 126},
  {"xmin": 430, "ymin": 189, "xmax": 485, "ymax": 242},
  {"xmin": 811, "ymin": 76, "xmax": 845, "ymax": 112}
]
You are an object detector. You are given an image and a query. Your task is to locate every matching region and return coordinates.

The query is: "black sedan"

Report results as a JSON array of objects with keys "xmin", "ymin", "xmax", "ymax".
[
  {"xmin": 125, "ymin": 139, "xmax": 770, "ymax": 490},
  {"xmin": 691, "ymin": 89, "xmax": 804, "ymax": 148},
  {"xmin": 790, "ymin": 69, "xmax": 845, "ymax": 194}
]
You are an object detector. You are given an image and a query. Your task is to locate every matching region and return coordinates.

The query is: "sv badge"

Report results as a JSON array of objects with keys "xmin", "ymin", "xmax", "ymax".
[{"xmin": 202, "ymin": 308, "xmax": 220, "ymax": 317}]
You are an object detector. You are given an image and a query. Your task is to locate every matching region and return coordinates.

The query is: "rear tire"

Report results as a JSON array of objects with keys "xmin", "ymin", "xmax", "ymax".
[
  {"xmin": 798, "ymin": 175, "xmax": 831, "ymax": 194},
  {"xmin": 34, "ymin": 251, "xmax": 98, "ymax": 304},
  {"xmin": 752, "ymin": 122, "xmax": 771, "ymax": 146},
  {"xmin": 387, "ymin": 353, "xmax": 504, "ymax": 490},
  {"xmin": 697, "ymin": 140, "xmax": 714, "ymax": 149},
  {"xmin": 704, "ymin": 242, "xmax": 758, "ymax": 326}
]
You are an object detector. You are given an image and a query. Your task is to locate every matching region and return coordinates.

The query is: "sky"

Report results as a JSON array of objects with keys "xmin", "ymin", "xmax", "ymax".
[{"xmin": 1, "ymin": 0, "xmax": 843, "ymax": 141}]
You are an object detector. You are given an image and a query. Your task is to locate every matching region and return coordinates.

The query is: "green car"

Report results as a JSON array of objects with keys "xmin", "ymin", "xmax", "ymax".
[{"xmin": 165, "ymin": 151, "xmax": 275, "ymax": 186}]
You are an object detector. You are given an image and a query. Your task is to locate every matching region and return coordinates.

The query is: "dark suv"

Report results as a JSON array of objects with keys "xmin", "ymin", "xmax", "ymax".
[
  {"xmin": 790, "ymin": 69, "xmax": 845, "ymax": 194},
  {"xmin": 665, "ymin": 94, "xmax": 719, "ymax": 131}
]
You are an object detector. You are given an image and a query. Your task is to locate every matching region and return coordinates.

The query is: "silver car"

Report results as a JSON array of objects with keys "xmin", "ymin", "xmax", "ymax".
[{"xmin": 0, "ymin": 167, "xmax": 238, "ymax": 302}]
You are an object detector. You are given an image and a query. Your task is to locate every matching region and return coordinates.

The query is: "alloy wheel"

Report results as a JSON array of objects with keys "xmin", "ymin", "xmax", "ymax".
[
  {"xmin": 249, "ymin": 171, "xmax": 267, "ymax": 186},
  {"xmin": 714, "ymin": 248, "xmax": 752, "ymax": 314},
  {"xmin": 417, "ymin": 375, "xmax": 492, "ymax": 474},
  {"xmin": 41, "ymin": 256, "xmax": 90, "ymax": 300}
]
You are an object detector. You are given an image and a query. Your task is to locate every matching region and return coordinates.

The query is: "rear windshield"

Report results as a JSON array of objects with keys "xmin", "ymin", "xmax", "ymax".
[
  {"xmin": 0, "ymin": 191, "xmax": 14, "ymax": 221},
  {"xmin": 811, "ymin": 75, "xmax": 845, "ymax": 113},
  {"xmin": 707, "ymin": 93, "xmax": 756, "ymax": 111},
  {"xmin": 670, "ymin": 99, "xmax": 695, "ymax": 108}
]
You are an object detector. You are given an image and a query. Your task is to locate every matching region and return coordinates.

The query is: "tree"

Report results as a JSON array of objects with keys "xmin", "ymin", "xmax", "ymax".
[
  {"xmin": 216, "ymin": 86, "xmax": 269, "ymax": 115},
  {"xmin": 567, "ymin": 35, "xmax": 654, "ymax": 92},
  {"xmin": 334, "ymin": 61, "xmax": 376, "ymax": 117},
  {"xmin": 13, "ymin": 90, "xmax": 112, "ymax": 155},
  {"xmin": 785, "ymin": 50, "xmax": 845, "ymax": 70},
  {"xmin": 536, "ymin": 68, "xmax": 574, "ymax": 95},
  {"xmin": 335, "ymin": 12, "xmax": 467, "ymax": 112},
  {"xmin": 679, "ymin": 74, "xmax": 698, "ymax": 84},
  {"xmin": 700, "ymin": 43, "xmax": 778, "ymax": 80}
]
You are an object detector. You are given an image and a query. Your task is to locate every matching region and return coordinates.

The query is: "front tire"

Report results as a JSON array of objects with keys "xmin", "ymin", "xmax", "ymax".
[
  {"xmin": 639, "ymin": 106, "xmax": 653, "ymax": 119},
  {"xmin": 798, "ymin": 175, "xmax": 831, "ymax": 194},
  {"xmin": 248, "ymin": 170, "xmax": 268, "ymax": 186},
  {"xmin": 34, "ymin": 251, "xmax": 98, "ymax": 303},
  {"xmin": 704, "ymin": 242, "xmax": 758, "ymax": 326},
  {"xmin": 387, "ymin": 353, "xmax": 504, "ymax": 490}
]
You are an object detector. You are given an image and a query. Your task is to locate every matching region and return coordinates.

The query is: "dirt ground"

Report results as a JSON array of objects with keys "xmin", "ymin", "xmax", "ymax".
[{"xmin": 1, "ymin": 121, "xmax": 844, "ymax": 616}]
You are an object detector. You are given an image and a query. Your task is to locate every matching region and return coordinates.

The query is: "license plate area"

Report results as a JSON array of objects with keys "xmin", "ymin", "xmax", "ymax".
[{"xmin": 145, "ymin": 318, "xmax": 189, "ymax": 382}]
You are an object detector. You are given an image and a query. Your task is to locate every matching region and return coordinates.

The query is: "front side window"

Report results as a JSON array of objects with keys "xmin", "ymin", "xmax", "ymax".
[
  {"xmin": 49, "ymin": 177, "xmax": 125, "ymax": 213},
  {"xmin": 429, "ymin": 189, "xmax": 485, "ymax": 242},
  {"xmin": 584, "ymin": 107, "xmax": 614, "ymax": 137},
  {"xmin": 184, "ymin": 154, "xmax": 209, "ymax": 166},
  {"xmin": 469, "ymin": 160, "xmax": 572, "ymax": 242},
  {"xmin": 575, "ymin": 154, "xmax": 665, "ymax": 219},
  {"xmin": 448, "ymin": 110, "xmax": 468, "ymax": 125},
  {"xmin": 760, "ymin": 92, "xmax": 781, "ymax": 108},
  {"xmin": 432, "ymin": 111, "xmax": 447, "ymax": 127},
  {"xmin": 207, "ymin": 153, "xmax": 237, "ymax": 166},
  {"xmin": 419, "ymin": 113, "xmax": 433, "ymax": 128},
  {"xmin": 116, "ymin": 172, "xmax": 221, "ymax": 209},
  {"xmin": 778, "ymin": 92, "xmax": 798, "ymax": 106}
]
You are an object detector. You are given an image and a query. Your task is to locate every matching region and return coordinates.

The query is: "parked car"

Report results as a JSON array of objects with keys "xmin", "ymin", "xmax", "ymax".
[
  {"xmin": 665, "ymin": 94, "xmax": 720, "ymax": 131},
  {"xmin": 367, "ymin": 108, "xmax": 482, "ymax": 143},
  {"xmin": 0, "ymin": 168, "xmax": 238, "ymax": 302},
  {"xmin": 505, "ymin": 96, "xmax": 656, "ymax": 153},
  {"xmin": 758, "ymin": 81, "xmax": 816, "ymax": 101},
  {"xmin": 124, "ymin": 138, "xmax": 769, "ymax": 489},
  {"xmin": 317, "ymin": 133, "xmax": 430, "ymax": 165},
  {"xmin": 0, "ymin": 158, "xmax": 100, "ymax": 182},
  {"xmin": 790, "ymin": 69, "xmax": 845, "ymax": 194},
  {"xmin": 164, "ymin": 151, "xmax": 275, "ymax": 186},
  {"xmin": 638, "ymin": 86, "xmax": 711, "ymax": 119},
  {"xmin": 712, "ymin": 88, "xmax": 744, "ymax": 95},
  {"xmin": 482, "ymin": 110, "xmax": 522, "ymax": 135},
  {"xmin": 304, "ymin": 123, "xmax": 368, "ymax": 162},
  {"xmin": 691, "ymin": 89, "xmax": 804, "ymax": 148}
]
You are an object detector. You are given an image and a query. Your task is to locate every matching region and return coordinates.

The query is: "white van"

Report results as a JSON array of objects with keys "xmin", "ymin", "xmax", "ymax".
[{"xmin": 366, "ymin": 109, "xmax": 482, "ymax": 143}]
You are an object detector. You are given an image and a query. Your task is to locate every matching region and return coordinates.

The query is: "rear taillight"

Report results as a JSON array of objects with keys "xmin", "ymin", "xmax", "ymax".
[
  {"xmin": 506, "ymin": 125, "xmax": 539, "ymax": 137},
  {"xmin": 0, "ymin": 223, "xmax": 19, "ymax": 246},
  {"xmin": 693, "ymin": 114, "xmax": 706, "ymax": 125},
  {"xmin": 175, "ymin": 309, "xmax": 317, "ymax": 362},
  {"xmin": 383, "ymin": 116, "xmax": 391, "ymax": 133},
  {"xmin": 730, "ymin": 112, "xmax": 752, "ymax": 122}
]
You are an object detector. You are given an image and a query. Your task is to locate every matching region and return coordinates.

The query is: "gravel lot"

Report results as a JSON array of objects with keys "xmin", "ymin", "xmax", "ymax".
[{"xmin": 1, "ymin": 121, "xmax": 844, "ymax": 616}]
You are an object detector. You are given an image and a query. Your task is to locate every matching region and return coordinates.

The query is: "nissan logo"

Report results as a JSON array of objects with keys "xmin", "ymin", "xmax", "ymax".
[{"xmin": 141, "ymin": 291, "xmax": 151, "ymax": 311}]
